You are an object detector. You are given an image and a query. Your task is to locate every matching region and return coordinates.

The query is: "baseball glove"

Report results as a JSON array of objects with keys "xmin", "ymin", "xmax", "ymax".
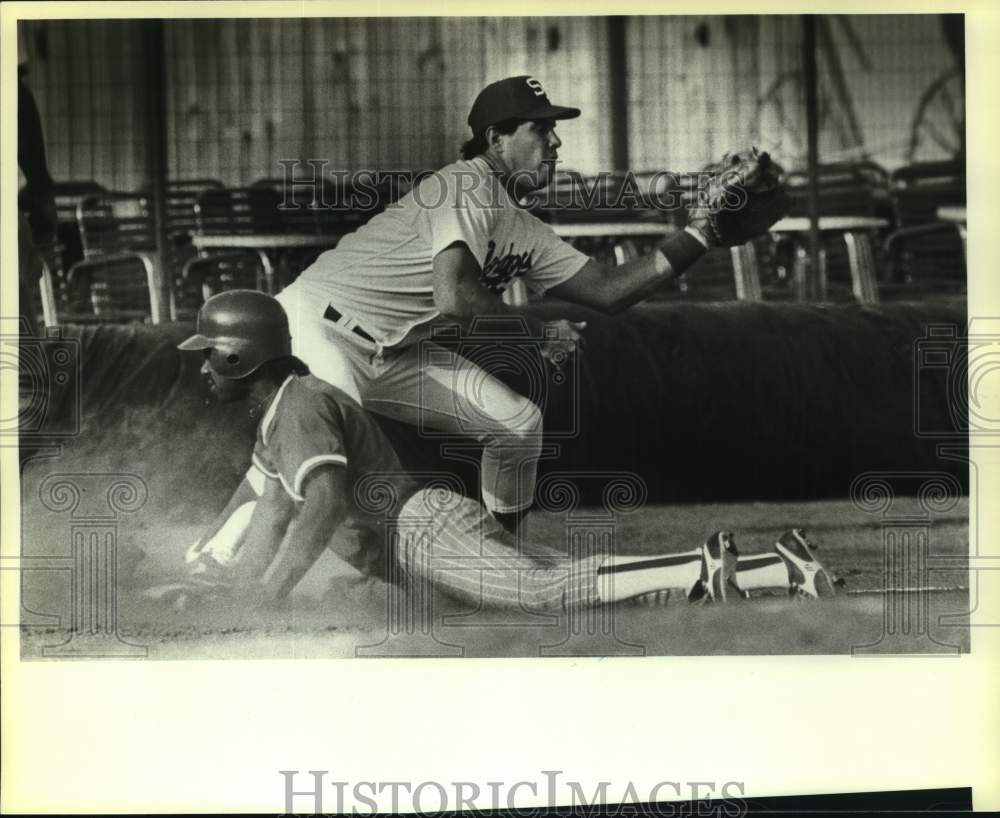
[{"xmin": 686, "ymin": 148, "xmax": 788, "ymax": 247}]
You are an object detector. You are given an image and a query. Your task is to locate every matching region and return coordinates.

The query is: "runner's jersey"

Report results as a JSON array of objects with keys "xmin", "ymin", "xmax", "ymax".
[{"xmin": 250, "ymin": 374, "xmax": 418, "ymax": 520}]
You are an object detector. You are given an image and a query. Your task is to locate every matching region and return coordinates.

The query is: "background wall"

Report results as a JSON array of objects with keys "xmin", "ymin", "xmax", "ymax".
[
  {"xmin": 626, "ymin": 15, "xmax": 962, "ymax": 172},
  {"xmin": 20, "ymin": 19, "xmax": 150, "ymax": 190},
  {"xmin": 18, "ymin": 14, "xmax": 964, "ymax": 190}
]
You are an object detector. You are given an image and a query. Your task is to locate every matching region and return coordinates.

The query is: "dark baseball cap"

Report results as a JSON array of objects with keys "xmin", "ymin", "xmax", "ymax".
[{"xmin": 468, "ymin": 76, "xmax": 581, "ymax": 134}]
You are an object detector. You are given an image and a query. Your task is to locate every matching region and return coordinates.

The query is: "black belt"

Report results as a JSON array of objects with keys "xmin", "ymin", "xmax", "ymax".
[{"xmin": 324, "ymin": 304, "xmax": 376, "ymax": 343}]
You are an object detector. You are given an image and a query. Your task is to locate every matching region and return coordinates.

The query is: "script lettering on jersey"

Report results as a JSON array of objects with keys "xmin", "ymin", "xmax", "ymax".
[{"xmin": 480, "ymin": 240, "xmax": 534, "ymax": 294}]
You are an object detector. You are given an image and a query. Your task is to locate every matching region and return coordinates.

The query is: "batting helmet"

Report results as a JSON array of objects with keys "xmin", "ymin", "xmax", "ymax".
[{"xmin": 178, "ymin": 290, "xmax": 291, "ymax": 379}]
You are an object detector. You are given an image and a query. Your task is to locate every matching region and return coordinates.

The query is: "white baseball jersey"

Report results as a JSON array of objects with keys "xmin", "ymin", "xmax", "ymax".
[{"xmin": 286, "ymin": 156, "xmax": 590, "ymax": 346}]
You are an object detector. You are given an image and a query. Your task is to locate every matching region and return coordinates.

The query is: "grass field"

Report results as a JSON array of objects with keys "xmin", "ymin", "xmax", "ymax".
[{"xmin": 19, "ymin": 496, "xmax": 969, "ymax": 659}]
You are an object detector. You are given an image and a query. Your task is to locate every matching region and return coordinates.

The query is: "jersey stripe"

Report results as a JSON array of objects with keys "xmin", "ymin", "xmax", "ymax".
[
  {"xmin": 261, "ymin": 375, "xmax": 295, "ymax": 446},
  {"xmin": 292, "ymin": 454, "xmax": 348, "ymax": 497},
  {"xmin": 251, "ymin": 453, "xmax": 280, "ymax": 479}
]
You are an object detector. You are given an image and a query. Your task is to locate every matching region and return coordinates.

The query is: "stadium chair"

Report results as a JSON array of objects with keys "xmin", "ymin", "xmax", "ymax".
[
  {"xmin": 774, "ymin": 162, "xmax": 891, "ymax": 303},
  {"xmin": 30, "ymin": 242, "xmax": 63, "ymax": 328},
  {"xmin": 784, "ymin": 162, "xmax": 889, "ymax": 218},
  {"xmin": 161, "ymin": 179, "xmax": 225, "ymax": 252},
  {"xmin": 52, "ymin": 180, "xmax": 106, "ymax": 273},
  {"xmin": 882, "ymin": 160, "xmax": 966, "ymax": 297},
  {"xmin": 38, "ymin": 256, "xmax": 59, "ymax": 328},
  {"xmin": 54, "ymin": 180, "xmax": 107, "ymax": 217},
  {"xmin": 194, "ymin": 185, "xmax": 374, "ymax": 291},
  {"xmin": 189, "ymin": 187, "xmax": 277, "ymax": 292},
  {"xmin": 20, "ymin": 239, "xmax": 57, "ymax": 330},
  {"xmin": 671, "ymin": 243, "xmax": 763, "ymax": 303},
  {"xmin": 74, "ymin": 192, "xmax": 169, "ymax": 322},
  {"xmin": 64, "ymin": 252, "xmax": 162, "ymax": 324},
  {"xmin": 145, "ymin": 179, "xmax": 226, "ymax": 321},
  {"xmin": 194, "ymin": 186, "xmax": 284, "ymax": 236},
  {"xmin": 251, "ymin": 174, "xmax": 388, "ymax": 233},
  {"xmin": 76, "ymin": 192, "xmax": 157, "ymax": 258},
  {"xmin": 179, "ymin": 252, "xmax": 273, "ymax": 308}
]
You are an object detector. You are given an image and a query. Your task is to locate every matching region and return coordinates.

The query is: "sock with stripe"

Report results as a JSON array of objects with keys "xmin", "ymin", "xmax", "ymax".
[
  {"xmin": 734, "ymin": 552, "xmax": 791, "ymax": 594},
  {"xmin": 595, "ymin": 549, "xmax": 702, "ymax": 603}
]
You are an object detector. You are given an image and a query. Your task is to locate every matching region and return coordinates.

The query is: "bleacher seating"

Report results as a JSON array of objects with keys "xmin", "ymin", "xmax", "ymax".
[
  {"xmin": 33, "ymin": 154, "xmax": 966, "ymax": 327},
  {"xmin": 64, "ymin": 252, "xmax": 162, "ymax": 324},
  {"xmin": 178, "ymin": 251, "xmax": 272, "ymax": 311},
  {"xmin": 882, "ymin": 159, "xmax": 966, "ymax": 296}
]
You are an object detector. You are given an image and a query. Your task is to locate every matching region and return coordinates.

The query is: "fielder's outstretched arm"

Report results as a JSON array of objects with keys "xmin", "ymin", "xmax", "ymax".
[
  {"xmin": 435, "ymin": 230, "xmax": 709, "ymax": 320},
  {"xmin": 547, "ymin": 228, "xmax": 709, "ymax": 315}
]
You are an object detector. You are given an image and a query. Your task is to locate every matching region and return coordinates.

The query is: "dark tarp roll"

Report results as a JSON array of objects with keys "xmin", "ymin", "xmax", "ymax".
[{"xmin": 25, "ymin": 298, "xmax": 967, "ymax": 517}]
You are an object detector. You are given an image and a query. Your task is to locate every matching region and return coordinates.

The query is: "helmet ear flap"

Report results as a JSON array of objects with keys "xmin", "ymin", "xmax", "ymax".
[
  {"xmin": 181, "ymin": 291, "xmax": 292, "ymax": 379},
  {"xmin": 208, "ymin": 345, "xmax": 250, "ymax": 380}
]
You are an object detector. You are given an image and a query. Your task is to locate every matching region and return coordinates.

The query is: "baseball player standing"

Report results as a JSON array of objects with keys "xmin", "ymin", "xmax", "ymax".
[
  {"xmin": 273, "ymin": 75, "xmax": 737, "ymax": 535},
  {"xmin": 164, "ymin": 291, "xmax": 835, "ymax": 610}
]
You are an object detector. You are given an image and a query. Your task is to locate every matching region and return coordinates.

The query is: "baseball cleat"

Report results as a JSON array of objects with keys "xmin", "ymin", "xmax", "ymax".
[
  {"xmin": 688, "ymin": 531, "xmax": 739, "ymax": 604},
  {"xmin": 773, "ymin": 529, "xmax": 837, "ymax": 599},
  {"xmin": 627, "ymin": 588, "xmax": 676, "ymax": 607}
]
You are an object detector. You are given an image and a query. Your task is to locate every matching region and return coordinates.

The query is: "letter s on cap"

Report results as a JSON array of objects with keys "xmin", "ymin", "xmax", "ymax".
[{"xmin": 526, "ymin": 77, "xmax": 545, "ymax": 96}]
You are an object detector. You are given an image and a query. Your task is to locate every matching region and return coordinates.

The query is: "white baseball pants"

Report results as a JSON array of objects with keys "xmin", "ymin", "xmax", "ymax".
[{"xmin": 275, "ymin": 287, "xmax": 542, "ymax": 514}]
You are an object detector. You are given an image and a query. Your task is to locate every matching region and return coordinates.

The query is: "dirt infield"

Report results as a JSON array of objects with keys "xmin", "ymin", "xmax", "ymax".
[{"xmin": 19, "ymin": 498, "xmax": 969, "ymax": 659}]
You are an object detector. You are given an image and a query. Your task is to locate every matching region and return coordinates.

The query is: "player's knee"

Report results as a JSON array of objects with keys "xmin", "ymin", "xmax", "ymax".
[{"xmin": 504, "ymin": 397, "xmax": 543, "ymax": 442}]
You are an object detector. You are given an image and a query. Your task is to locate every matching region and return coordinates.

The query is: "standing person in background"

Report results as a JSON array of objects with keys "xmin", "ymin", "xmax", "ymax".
[{"xmin": 17, "ymin": 25, "xmax": 57, "ymax": 338}]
